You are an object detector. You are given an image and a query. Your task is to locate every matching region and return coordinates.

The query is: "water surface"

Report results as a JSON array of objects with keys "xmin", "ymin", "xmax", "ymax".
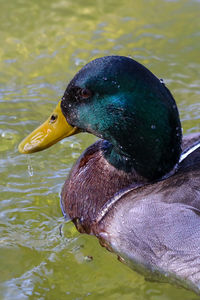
[{"xmin": 0, "ymin": 0, "xmax": 200, "ymax": 299}]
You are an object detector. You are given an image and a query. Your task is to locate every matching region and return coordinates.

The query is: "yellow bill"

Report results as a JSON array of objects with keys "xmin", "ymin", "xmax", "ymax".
[{"xmin": 18, "ymin": 101, "xmax": 79, "ymax": 154}]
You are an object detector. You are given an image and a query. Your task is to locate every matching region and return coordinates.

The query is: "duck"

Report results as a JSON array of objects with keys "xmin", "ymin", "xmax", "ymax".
[{"xmin": 18, "ymin": 56, "xmax": 200, "ymax": 294}]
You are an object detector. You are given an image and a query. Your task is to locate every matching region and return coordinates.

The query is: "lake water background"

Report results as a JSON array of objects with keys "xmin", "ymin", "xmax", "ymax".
[{"xmin": 0, "ymin": 0, "xmax": 200, "ymax": 299}]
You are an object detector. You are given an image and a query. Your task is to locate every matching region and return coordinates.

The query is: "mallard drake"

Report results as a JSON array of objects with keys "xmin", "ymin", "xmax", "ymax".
[{"xmin": 19, "ymin": 56, "xmax": 200, "ymax": 294}]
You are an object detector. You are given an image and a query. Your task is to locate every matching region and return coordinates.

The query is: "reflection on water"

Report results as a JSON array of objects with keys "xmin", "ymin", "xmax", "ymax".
[{"xmin": 0, "ymin": 0, "xmax": 199, "ymax": 299}]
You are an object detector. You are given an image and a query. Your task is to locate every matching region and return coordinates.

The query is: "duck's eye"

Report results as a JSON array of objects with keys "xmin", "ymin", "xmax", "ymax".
[
  {"xmin": 80, "ymin": 88, "xmax": 92, "ymax": 99},
  {"xmin": 50, "ymin": 114, "xmax": 58, "ymax": 123}
]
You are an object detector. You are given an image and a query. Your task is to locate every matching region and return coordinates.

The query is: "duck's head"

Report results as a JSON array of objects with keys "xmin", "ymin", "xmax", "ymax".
[{"xmin": 19, "ymin": 56, "xmax": 182, "ymax": 180}]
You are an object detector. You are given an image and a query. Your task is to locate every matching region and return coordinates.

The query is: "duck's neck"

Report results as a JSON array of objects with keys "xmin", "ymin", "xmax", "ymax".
[
  {"xmin": 102, "ymin": 140, "xmax": 137, "ymax": 174},
  {"xmin": 102, "ymin": 126, "xmax": 181, "ymax": 180}
]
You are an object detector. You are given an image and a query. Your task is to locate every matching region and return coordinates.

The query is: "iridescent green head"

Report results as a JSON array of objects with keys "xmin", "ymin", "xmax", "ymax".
[
  {"xmin": 61, "ymin": 56, "xmax": 182, "ymax": 180},
  {"xmin": 19, "ymin": 56, "xmax": 182, "ymax": 180}
]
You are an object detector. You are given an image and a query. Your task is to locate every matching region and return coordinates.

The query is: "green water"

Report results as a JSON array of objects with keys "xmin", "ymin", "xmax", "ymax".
[{"xmin": 0, "ymin": 0, "xmax": 200, "ymax": 299}]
